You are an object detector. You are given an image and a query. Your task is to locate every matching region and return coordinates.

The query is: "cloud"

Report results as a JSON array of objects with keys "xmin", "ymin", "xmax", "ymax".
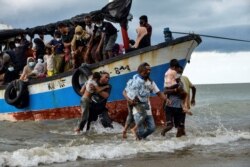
[
  {"xmin": 195, "ymin": 25, "xmax": 250, "ymax": 52},
  {"xmin": 130, "ymin": 0, "xmax": 250, "ymax": 31},
  {"xmin": 184, "ymin": 51, "xmax": 250, "ymax": 84},
  {"xmin": 0, "ymin": 0, "xmax": 106, "ymax": 28},
  {"xmin": 0, "ymin": 0, "xmax": 249, "ymax": 52}
]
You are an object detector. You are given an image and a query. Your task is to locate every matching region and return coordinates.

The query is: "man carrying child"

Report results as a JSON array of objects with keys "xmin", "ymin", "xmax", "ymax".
[
  {"xmin": 161, "ymin": 59, "xmax": 193, "ymax": 137},
  {"xmin": 123, "ymin": 62, "xmax": 167, "ymax": 140},
  {"xmin": 75, "ymin": 72, "xmax": 109, "ymax": 133}
]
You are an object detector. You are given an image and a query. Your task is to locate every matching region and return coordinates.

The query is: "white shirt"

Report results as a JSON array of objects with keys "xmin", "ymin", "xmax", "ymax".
[
  {"xmin": 33, "ymin": 62, "xmax": 45, "ymax": 75},
  {"xmin": 44, "ymin": 54, "xmax": 54, "ymax": 71},
  {"xmin": 124, "ymin": 74, "xmax": 144, "ymax": 100},
  {"xmin": 85, "ymin": 23, "xmax": 95, "ymax": 36},
  {"xmin": 86, "ymin": 79, "xmax": 97, "ymax": 93},
  {"xmin": 132, "ymin": 79, "xmax": 160, "ymax": 115}
]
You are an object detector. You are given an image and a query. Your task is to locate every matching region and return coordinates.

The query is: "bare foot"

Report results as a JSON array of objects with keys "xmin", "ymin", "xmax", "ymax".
[
  {"xmin": 161, "ymin": 126, "xmax": 173, "ymax": 136},
  {"xmin": 186, "ymin": 111, "xmax": 193, "ymax": 115},
  {"xmin": 74, "ymin": 128, "xmax": 80, "ymax": 134},
  {"xmin": 122, "ymin": 130, "xmax": 127, "ymax": 139},
  {"xmin": 183, "ymin": 108, "xmax": 193, "ymax": 116},
  {"xmin": 161, "ymin": 130, "xmax": 166, "ymax": 136},
  {"xmin": 130, "ymin": 127, "xmax": 139, "ymax": 140},
  {"xmin": 176, "ymin": 128, "xmax": 186, "ymax": 137}
]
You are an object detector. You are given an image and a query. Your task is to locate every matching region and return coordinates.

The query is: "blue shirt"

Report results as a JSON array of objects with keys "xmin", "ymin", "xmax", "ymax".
[
  {"xmin": 125, "ymin": 74, "xmax": 159, "ymax": 103},
  {"xmin": 48, "ymin": 39, "xmax": 64, "ymax": 54}
]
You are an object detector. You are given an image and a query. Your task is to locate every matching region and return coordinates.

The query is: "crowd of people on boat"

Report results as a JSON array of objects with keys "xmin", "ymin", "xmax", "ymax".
[{"xmin": 0, "ymin": 14, "xmax": 152, "ymax": 85}]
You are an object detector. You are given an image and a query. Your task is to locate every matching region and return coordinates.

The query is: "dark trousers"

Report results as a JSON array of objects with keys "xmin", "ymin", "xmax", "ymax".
[
  {"xmin": 86, "ymin": 105, "xmax": 113, "ymax": 131},
  {"xmin": 165, "ymin": 106, "xmax": 186, "ymax": 128}
]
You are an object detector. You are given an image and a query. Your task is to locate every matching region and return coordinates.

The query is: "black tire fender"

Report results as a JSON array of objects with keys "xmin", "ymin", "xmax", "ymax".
[
  {"xmin": 0, "ymin": 57, "xmax": 4, "ymax": 74},
  {"xmin": 14, "ymin": 89, "xmax": 30, "ymax": 109},
  {"xmin": 71, "ymin": 66, "xmax": 92, "ymax": 96},
  {"xmin": 4, "ymin": 80, "xmax": 28, "ymax": 106}
]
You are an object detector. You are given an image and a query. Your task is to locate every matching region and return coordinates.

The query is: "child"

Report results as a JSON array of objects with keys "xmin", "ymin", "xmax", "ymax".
[
  {"xmin": 122, "ymin": 98, "xmax": 134, "ymax": 139},
  {"xmin": 175, "ymin": 73, "xmax": 192, "ymax": 115},
  {"xmin": 46, "ymin": 30, "xmax": 64, "ymax": 74},
  {"xmin": 75, "ymin": 72, "xmax": 109, "ymax": 133},
  {"xmin": 43, "ymin": 47, "xmax": 55, "ymax": 77},
  {"xmin": 164, "ymin": 60, "xmax": 192, "ymax": 115}
]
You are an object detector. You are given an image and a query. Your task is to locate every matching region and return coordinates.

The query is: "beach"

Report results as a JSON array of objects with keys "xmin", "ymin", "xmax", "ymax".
[
  {"xmin": 50, "ymin": 150, "xmax": 250, "ymax": 167},
  {"xmin": 0, "ymin": 83, "xmax": 250, "ymax": 167},
  {"xmin": 47, "ymin": 136, "xmax": 250, "ymax": 167}
]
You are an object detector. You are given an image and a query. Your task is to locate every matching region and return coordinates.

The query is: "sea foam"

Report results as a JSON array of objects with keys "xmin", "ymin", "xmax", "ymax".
[{"xmin": 0, "ymin": 124, "xmax": 249, "ymax": 167}]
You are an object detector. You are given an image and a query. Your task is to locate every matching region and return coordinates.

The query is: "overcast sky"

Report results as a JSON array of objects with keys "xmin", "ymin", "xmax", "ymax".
[{"xmin": 0, "ymin": 0, "xmax": 250, "ymax": 84}]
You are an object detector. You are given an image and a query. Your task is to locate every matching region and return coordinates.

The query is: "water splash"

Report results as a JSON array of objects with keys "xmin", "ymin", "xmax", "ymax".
[{"xmin": 0, "ymin": 122, "xmax": 249, "ymax": 167}]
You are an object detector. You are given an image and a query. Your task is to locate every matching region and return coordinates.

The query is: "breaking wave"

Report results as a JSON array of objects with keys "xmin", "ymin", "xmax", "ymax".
[{"xmin": 0, "ymin": 121, "xmax": 249, "ymax": 167}]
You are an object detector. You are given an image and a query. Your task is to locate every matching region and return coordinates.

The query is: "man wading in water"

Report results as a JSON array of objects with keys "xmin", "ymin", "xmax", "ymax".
[{"xmin": 123, "ymin": 62, "xmax": 167, "ymax": 140}]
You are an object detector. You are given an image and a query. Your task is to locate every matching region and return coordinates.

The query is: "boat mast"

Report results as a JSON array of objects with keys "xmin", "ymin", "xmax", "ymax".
[{"xmin": 120, "ymin": 19, "xmax": 130, "ymax": 52}]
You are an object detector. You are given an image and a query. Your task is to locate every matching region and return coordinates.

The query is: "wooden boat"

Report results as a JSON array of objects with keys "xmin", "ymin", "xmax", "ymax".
[
  {"xmin": 0, "ymin": 0, "xmax": 201, "ymax": 124},
  {"xmin": 0, "ymin": 34, "xmax": 201, "ymax": 123}
]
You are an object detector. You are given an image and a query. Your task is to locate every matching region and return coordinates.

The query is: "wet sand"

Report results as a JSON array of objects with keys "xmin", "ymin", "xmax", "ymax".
[{"xmin": 47, "ymin": 148, "xmax": 250, "ymax": 167}]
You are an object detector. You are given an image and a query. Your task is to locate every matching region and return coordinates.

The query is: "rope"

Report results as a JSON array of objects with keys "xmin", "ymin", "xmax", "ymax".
[{"xmin": 172, "ymin": 31, "xmax": 250, "ymax": 43}]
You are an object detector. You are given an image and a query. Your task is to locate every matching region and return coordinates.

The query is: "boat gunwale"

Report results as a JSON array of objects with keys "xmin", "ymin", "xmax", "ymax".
[{"xmin": 0, "ymin": 34, "xmax": 201, "ymax": 90}]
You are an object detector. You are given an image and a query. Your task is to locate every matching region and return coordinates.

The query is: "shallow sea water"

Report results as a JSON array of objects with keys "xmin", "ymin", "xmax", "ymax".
[{"xmin": 0, "ymin": 83, "xmax": 250, "ymax": 167}]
